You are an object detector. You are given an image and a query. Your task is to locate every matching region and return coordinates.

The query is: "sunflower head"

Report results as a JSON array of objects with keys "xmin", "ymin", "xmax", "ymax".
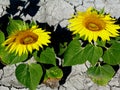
[
  {"xmin": 68, "ymin": 7, "xmax": 120, "ymax": 42},
  {"xmin": 2, "ymin": 20, "xmax": 51, "ymax": 56}
]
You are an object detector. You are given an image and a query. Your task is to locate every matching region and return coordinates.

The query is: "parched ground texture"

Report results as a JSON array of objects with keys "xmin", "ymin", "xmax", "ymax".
[{"xmin": 0, "ymin": 0, "xmax": 120, "ymax": 90}]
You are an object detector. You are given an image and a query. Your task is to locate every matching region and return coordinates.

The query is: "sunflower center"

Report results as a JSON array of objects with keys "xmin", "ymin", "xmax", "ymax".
[
  {"xmin": 85, "ymin": 16, "xmax": 106, "ymax": 31},
  {"xmin": 87, "ymin": 23, "xmax": 100, "ymax": 31},
  {"xmin": 20, "ymin": 31, "xmax": 38, "ymax": 45}
]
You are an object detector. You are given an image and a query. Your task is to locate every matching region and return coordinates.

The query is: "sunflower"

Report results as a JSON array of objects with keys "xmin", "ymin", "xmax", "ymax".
[
  {"xmin": 2, "ymin": 25, "xmax": 51, "ymax": 56},
  {"xmin": 68, "ymin": 7, "xmax": 120, "ymax": 42}
]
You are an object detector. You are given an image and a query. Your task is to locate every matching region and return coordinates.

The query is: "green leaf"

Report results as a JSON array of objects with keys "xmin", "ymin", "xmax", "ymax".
[
  {"xmin": 63, "ymin": 39, "xmax": 87, "ymax": 66},
  {"xmin": 33, "ymin": 47, "xmax": 56, "ymax": 66},
  {"xmin": 7, "ymin": 19, "xmax": 29, "ymax": 35},
  {"xmin": 0, "ymin": 47, "xmax": 28, "ymax": 64},
  {"xmin": 84, "ymin": 44, "xmax": 103, "ymax": 66},
  {"xmin": 87, "ymin": 65, "xmax": 115, "ymax": 85},
  {"xmin": 115, "ymin": 36, "xmax": 120, "ymax": 41},
  {"xmin": 63, "ymin": 40, "xmax": 103, "ymax": 66},
  {"xmin": 0, "ymin": 31, "xmax": 5, "ymax": 44},
  {"xmin": 44, "ymin": 66, "xmax": 63, "ymax": 81},
  {"xmin": 15, "ymin": 63, "xmax": 43, "ymax": 90},
  {"xmin": 58, "ymin": 42, "xmax": 67, "ymax": 56},
  {"xmin": 103, "ymin": 42, "xmax": 120, "ymax": 65},
  {"xmin": 96, "ymin": 39, "xmax": 106, "ymax": 47}
]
